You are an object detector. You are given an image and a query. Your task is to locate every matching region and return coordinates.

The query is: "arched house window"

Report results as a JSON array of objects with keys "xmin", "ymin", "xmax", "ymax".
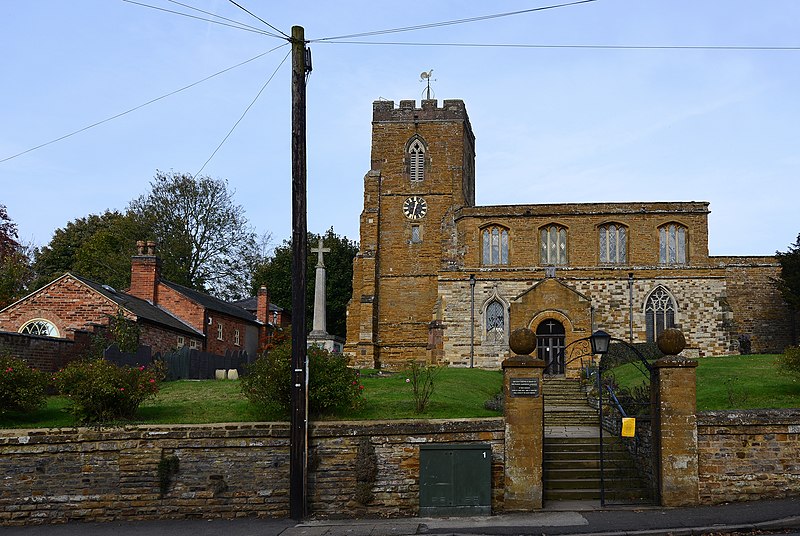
[
  {"xmin": 645, "ymin": 286, "xmax": 677, "ymax": 343},
  {"xmin": 599, "ymin": 222, "xmax": 627, "ymax": 264},
  {"xmin": 407, "ymin": 136, "xmax": 427, "ymax": 182},
  {"xmin": 19, "ymin": 319, "xmax": 59, "ymax": 337},
  {"xmin": 481, "ymin": 225, "xmax": 509, "ymax": 265},
  {"xmin": 540, "ymin": 224, "xmax": 567, "ymax": 266},
  {"xmin": 659, "ymin": 222, "xmax": 687, "ymax": 265}
]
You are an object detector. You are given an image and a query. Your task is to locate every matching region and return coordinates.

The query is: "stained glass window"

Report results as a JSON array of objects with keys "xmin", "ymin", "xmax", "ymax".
[
  {"xmin": 599, "ymin": 224, "xmax": 627, "ymax": 264},
  {"xmin": 541, "ymin": 225, "xmax": 567, "ymax": 265},
  {"xmin": 19, "ymin": 319, "xmax": 59, "ymax": 337},
  {"xmin": 659, "ymin": 223, "xmax": 687, "ymax": 264},
  {"xmin": 645, "ymin": 286, "xmax": 677, "ymax": 342},
  {"xmin": 482, "ymin": 226, "xmax": 509, "ymax": 265}
]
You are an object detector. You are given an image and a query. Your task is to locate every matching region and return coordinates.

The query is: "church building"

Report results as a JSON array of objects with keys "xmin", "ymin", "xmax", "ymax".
[{"xmin": 345, "ymin": 99, "xmax": 793, "ymax": 374}]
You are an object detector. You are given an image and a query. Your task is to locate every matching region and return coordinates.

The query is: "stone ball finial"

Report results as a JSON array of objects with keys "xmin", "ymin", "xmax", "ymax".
[
  {"xmin": 509, "ymin": 328, "xmax": 537, "ymax": 356},
  {"xmin": 657, "ymin": 328, "xmax": 686, "ymax": 356}
]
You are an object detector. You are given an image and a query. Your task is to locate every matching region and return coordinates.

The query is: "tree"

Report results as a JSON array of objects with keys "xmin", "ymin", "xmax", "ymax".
[
  {"xmin": 777, "ymin": 233, "xmax": 800, "ymax": 311},
  {"xmin": 252, "ymin": 228, "xmax": 358, "ymax": 338},
  {"xmin": 32, "ymin": 211, "xmax": 143, "ymax": 291},
  {"xmin": 0, "ymin": 205, "xmax": 33, "ymax": 308},
  {"xmin": 128, "ymin": 171, "xmax": 263, "ymax": 300}
]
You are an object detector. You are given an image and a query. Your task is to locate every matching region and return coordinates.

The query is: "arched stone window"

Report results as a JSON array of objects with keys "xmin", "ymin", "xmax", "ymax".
[
  {"xmin": 19, "ymin": 319, "xmax": 59, "ymax": 337},
  {"xmin": 599, "ymin": 223, "xmax": 627, "ymax": 264},
  {"xmin": 482, "ymin": 226, "xmax": 509, "ymax": 265},
  {"xmin": 480, "ymin": 290, "xmax": 509, "ymax": 344},
  {"xmin": 540, "ymin": 224, "xmax": 567, "ymax": 265},
  {"xmin": 645, "ymin": 286, "xmax": 677, "ymax": 343},
  {"xmin": 659, "ymin": 223, "xmax": 687, "ymax": 265},
  {"xmin": 407, "ymin": 137, "xmax": 426, "ymax": 182}
]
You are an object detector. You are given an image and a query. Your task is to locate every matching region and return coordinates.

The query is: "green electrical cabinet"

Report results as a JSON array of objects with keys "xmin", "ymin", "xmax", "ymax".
[{"xmin": 419, "ymin": 443, "xmax": 492, "ymax": 516}]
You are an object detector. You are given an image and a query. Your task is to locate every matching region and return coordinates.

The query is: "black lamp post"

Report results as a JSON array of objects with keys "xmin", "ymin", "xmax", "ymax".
[{"xmin": 589, "ymin": 329, "xmax": 611, "ymax": 506}]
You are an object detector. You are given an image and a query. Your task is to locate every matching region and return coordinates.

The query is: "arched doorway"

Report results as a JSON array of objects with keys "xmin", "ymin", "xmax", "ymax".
[{"xmin": 536, "ymin": 319, "xmax": 566, "ymax": 375}]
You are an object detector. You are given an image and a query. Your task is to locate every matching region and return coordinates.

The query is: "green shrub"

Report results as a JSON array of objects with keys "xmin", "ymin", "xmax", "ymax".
[
  {"xmin": 241, "ymin": 337, "xmax": 364, "ymax": 418},
  {"xmin": 55, "ymin": 359, "xmax": 166, "ymax": 423},
  {"xmin": 0, "ymin": 354, "xmax": 48, "ymax": 415},
  {"xmin": 404, "ymin": 361, "xmax": 440, "ymax": 413},
  {"xmin": 777, "ymin": 346, "xmax": 800, "ymax": 376}
]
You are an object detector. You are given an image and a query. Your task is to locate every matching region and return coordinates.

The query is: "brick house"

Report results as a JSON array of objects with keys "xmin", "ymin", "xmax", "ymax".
[
  {"xmin": 346, "ymin": 99, "xmax": 795, "ymax": 373},
  {"xmin": 0, "ymin": 241, "xmax": 275, "ymax": 361}
]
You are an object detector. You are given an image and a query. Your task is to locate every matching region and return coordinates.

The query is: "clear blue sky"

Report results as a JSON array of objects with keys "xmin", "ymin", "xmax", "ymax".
[{"xmin": 2, "ymin": 1, "xmax": 798, "ymax": 256}]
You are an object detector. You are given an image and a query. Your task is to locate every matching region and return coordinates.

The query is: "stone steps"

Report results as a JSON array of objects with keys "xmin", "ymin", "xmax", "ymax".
[{"xmin": 543, "ymin": 436, "xmax": 654, "ymax": 503}]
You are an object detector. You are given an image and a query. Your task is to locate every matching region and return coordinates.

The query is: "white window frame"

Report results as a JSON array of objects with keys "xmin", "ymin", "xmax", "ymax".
[
  {"xmin": 19, "ymin": 319, "xmax": 59, "ymax": 337},
  {"xmin": 234, "ymin": 329, "xmax": 240, "ymax": 346},
  {"xmin": 217, "ymin": 322, "xmax": 223, "ymax": 341}
]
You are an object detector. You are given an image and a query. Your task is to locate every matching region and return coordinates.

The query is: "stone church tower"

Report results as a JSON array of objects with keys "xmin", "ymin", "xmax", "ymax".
[
  {"xmin": 346, "ymin": 99, "xmax": 475, "ymax": 368},
  {"xmin": 346, "ymin": 98, "xmax": 793, "ymax": 371}
]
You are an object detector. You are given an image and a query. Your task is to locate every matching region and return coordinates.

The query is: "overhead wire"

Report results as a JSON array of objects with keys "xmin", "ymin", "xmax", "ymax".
[
  {"xmin": 311, "ymin": 0, "xmax": 596, "ymax": 42},
  {"xmin": 227, "ymin": 0, "xmax": 290, "ymax": 40},
  {"xmin": 315, "ymin": 40, "xmax": 800, "ymax": 51},
  {"xmin": 164, "ymin": 0, "xmax": 282, "ymax": 37},
  {"xmin": 0, "ymin": 44, "xmax": 289, "ymax": 165},
  {"xmin": 122, "ymin": 0, "xmax": 285, "ymax": 39},
  {"xmin": 194, "ymin": 49, "xmax": 291, "ymax": 177}
]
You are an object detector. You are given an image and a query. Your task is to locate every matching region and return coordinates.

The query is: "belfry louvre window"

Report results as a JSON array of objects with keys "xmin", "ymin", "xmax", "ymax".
[
  {"xmin": 541, "ymin": 225, "xmax": 567, "ymax": 265},
  {"xmin": 659, "ymin": 223, "xmax": 687, "ymax": 265},
  {"xmin": 482, "ymin": 226, "xmax": 509, "ymax": 265},
  {"xmin": 645, "ymin": 286, "xmax": 676, "ymax": 343},
  {"xmin": 599, "ymin": 223, "xmax": 627, "ymax": 264},
  {"xmin": 409, "ymin": 139, "xmax": 425, "ymax": 181}
]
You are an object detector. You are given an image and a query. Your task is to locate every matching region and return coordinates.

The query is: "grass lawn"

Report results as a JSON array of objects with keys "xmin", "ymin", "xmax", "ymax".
[
  {"xmin": 0, "ymin": 367, "xmax": 504, "ymax": 429},
  {"xmin": 607, "ymin": 354, "xmax": 800, "ymax": 411}
]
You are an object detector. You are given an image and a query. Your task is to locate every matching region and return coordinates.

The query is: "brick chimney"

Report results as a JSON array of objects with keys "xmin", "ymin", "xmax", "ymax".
[
  {"xmin": 256, "ymin": 285, "xmax": 270, "ymax": 324},
  {"xmin": 129, "ymin": 240, "xmax": 161, "ymax": 304}
]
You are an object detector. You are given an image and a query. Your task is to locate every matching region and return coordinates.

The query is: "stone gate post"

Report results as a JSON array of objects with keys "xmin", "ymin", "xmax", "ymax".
[
  {"xmin": 653, "ymin": 328, "xmax": 700, "ymax": 506},
  {"xmin": 502, "ymin": 328, "xmax": 546, "ymax": 511}
]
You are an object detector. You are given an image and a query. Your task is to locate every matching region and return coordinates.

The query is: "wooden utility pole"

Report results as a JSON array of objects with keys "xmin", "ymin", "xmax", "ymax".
[{"xmin": 290, "ymin": 24, "xmax": 309, "ymax": 521}]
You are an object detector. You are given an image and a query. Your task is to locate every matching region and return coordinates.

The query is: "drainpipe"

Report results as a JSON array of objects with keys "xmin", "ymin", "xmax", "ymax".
[
  {"xmin": 628, "ymin": 272, "xmax": 634, "ymax": 343},
  {"xmin": 469, "ymin": 274, "xmax": 476, "ymax": 368}
]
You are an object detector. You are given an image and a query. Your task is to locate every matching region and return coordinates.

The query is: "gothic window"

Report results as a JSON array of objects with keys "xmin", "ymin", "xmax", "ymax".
[
  {"xmin": 659, "ymin": 223, "xmax": 687, "ymax": 265},
  {"xmin": 482, "ymin": 226, "xmax": 509, "ymax": 265},
  {"xmin": 599, "ymin": 223, "xmax": 627, "ymax": 264},
  {"xmin": 19, "ymin": 319, "xmax": 59, "ymax": 337},
  {"xmin": 486, "ymin": 300, "xmax": 504, "ymax": 334},
  {"xmin": 540, "ymin": 224, "xmax": 567, "ymax": 265},
  {"xmin": 645, "ymin": 286, "xmax": 677, "ymax": 343},
  {"xmin": 408, "ymin": 138, "xmax": 426, "ymax": 182}
]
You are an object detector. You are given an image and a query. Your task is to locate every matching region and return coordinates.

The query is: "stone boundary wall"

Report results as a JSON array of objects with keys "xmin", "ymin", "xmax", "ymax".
[
  {"xmin": 0, "ymin": 419, "xmax": 504, "ymax": 525},
  {"xmin": 697, "ymin": 409, "xmax": 800, "ymax": 504}
]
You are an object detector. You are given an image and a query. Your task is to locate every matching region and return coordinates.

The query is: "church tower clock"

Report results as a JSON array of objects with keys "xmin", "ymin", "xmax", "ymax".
[{"xmin": 346, "ymin": 99, "xmax": 476, "ymax": 368}]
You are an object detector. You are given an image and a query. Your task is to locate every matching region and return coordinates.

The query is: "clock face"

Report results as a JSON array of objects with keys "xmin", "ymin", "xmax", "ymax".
[{"xmin": 402, "ymin": 196, "xmax": 427, "ymax": 220}]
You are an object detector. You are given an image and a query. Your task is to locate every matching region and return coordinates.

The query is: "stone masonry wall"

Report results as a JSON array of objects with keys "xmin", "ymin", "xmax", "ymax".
[
  {"xmin": 697, "ymin": 409, "xmax": 800, "ymax": 504},
  {"xmin": 0, "ymin": 419, "xmax": 504, "ymax": 525}
]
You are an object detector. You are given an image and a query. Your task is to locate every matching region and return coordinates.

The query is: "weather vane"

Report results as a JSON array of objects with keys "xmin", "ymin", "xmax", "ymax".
[{"xmin": 420, "ymin": 69, "xmax": 436, "ymax": 100}]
